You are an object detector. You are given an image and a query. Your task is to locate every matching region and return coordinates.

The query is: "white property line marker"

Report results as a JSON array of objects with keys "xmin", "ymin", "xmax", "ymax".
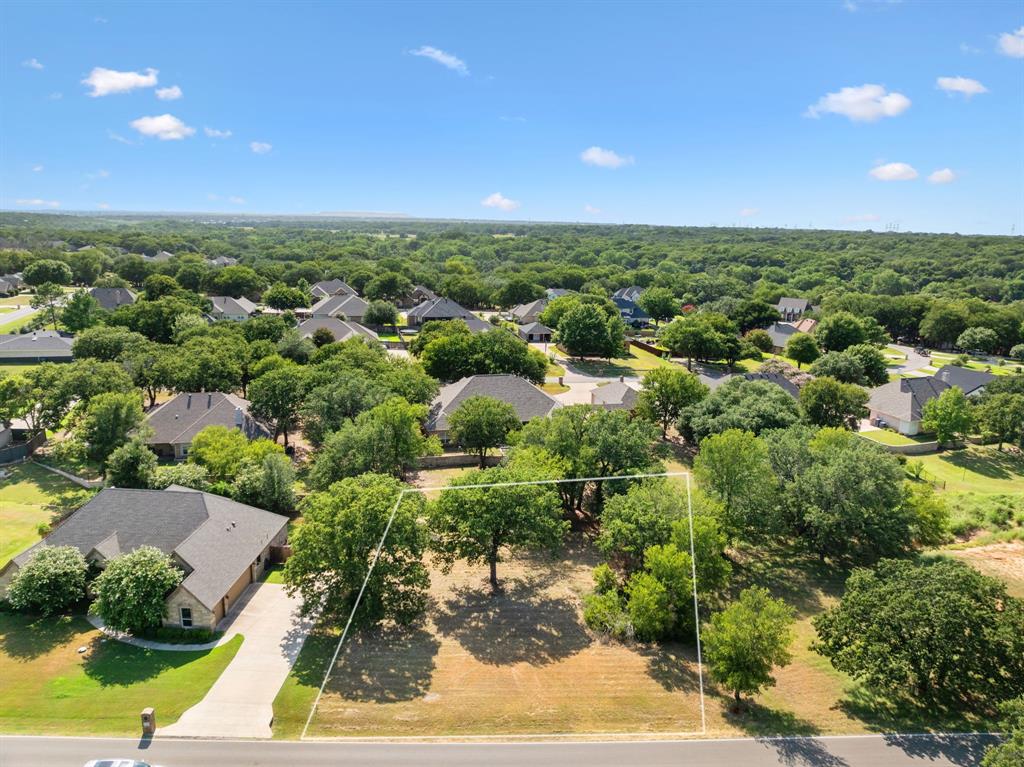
[{"xmin": 299, "ymin": 470, "xmax": 703, "ymax": 741}]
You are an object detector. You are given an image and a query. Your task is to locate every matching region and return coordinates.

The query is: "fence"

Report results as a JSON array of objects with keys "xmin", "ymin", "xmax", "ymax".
[
  {"xmin": 630, "ymin": 338, "xmax": 671, "ymax": 357},
  {"xmin": 418, "ymin": 452, "xmax": 504, "ymax": 469},
  {"xmin": 0, "ymin": 432, "xmax": 46, "ymax": 465}
]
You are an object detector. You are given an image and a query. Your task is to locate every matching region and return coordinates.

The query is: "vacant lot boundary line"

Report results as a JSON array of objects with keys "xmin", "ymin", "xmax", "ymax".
[{"xmin": 299, "ymin": 469, "xmax": 701, "ymax": 741}]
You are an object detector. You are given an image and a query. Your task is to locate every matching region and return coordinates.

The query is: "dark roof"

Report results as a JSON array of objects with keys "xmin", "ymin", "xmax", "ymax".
[
  {"xmin": 932, "ymin": 365, "xmax": 996, "ymax": 395},
  {"xmin": 776, "ymin": 297, "xmax": 811, "ymax": 312},
  {"xmin": 510, "ymin": 298, "xmax": 548, "ymax": 320},
  {"xmin": 765, "ymin": 321, "xmax": 799, "ymax": 348},
  {"xmin": 0, "ymin": 330, "xmax": 74, "ymax": 358},
  {"xmin": 88, "ymin": 287, "xmax": 136, "ymax": 311},
  {"xmin": 427, "ymin": 374, "xmax": 561, "ymax": 432},
  {"xmin": 518, "ymin": 321, "xmax": 553, "ymax": 335},
  {"xmin": 612, "ymin": 286, "xmax": 644, "ymax": 302},
  {"xmin": 743, "ymin": 372, "xmax": 800, "ymax": 399},
  {"xmin": 310, "ymin": 292, "xmax": 368, "ymax": 318},
  {"xmin": 6, "ymin": 487, "xmax": 288, "ymax": 610},
  {"xmin": 408, "ymin": 297, "xmax": 490, "ymax": 331},
  {"xmin": 868, "ymin": 377, "xmax": 949, "ymax": 422},
  {"xmin": 311, "ymin": 279, "xmax": 357, "ymax": 299},
  {"xmin": 145, "ymin": 392, "xmax": 270, "ymax": 446},
  {"xmin": 592, "ymin": 381, "xmax": 640, "ymax": 409},
  {"xmin": 297, "ymin": 317, "xmax": 379, "ymax": 343}
]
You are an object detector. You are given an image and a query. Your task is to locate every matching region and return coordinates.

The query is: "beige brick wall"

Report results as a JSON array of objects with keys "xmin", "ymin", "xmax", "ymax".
[{"xmin": 164, "ymin": 586, "xmax": 219, "ymax": 630}]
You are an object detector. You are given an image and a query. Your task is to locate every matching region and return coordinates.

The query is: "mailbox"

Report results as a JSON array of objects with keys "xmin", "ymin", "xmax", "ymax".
[{"xmin": 141, "ymin": 707, "xmax": 156, "ymax": 735}]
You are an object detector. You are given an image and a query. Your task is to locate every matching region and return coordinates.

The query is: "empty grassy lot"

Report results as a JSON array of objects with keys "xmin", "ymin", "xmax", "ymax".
[
  {"xmin": 0, "ymin": 462, "xmax": 89, "ymax": 568},
  {"xmin": 913, "ymin": 445, "xmax": 1024, "ymax": 495},
  {"xmin": 0, "ymin": 612, "xmax": 242, "ymax": 735},
  {"xmin": 556, "ymin": 346, "xmax": 675, "ymax": 378}
]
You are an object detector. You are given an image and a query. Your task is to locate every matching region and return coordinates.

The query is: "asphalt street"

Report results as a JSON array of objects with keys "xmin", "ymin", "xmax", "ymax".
[{"xmin": 0, "ymin": 733, "xmax": 999, "ymax": 767}]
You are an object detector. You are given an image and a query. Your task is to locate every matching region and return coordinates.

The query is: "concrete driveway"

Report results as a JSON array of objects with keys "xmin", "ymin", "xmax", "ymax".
[
  {"xmin": 160, "ymin": 582, "xmax": 313, "ymax": 739},
  {"xmin": 889, "ymin": 344, "xmax": 932, "ymax": 376}
]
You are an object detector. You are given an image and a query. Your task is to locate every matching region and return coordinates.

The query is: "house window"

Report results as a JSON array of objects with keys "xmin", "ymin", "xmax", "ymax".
[{"xmin": 180, "ymin": 607, "xmax": 193, "ymax": 628}]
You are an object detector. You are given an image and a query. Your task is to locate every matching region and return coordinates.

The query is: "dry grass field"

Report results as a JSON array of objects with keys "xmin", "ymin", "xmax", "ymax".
[{"xmin": 278, "ymin": 538, "xmax": 707, "ymax": 739}]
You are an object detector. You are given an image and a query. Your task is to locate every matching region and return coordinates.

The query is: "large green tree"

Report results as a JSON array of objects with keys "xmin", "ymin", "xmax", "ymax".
[
  {"xmin": 80, "ymin": 391, "xmax": 145, "ymax": 467},
  {"xmin": 92, "ymin": 546, "xmax": 183, "ymax": 633},
  {"xmin": 446, "ymin": 395, "xmax": 522, "ymax": 467},
  {"xmin": 921, "ymin": 386, "xmax": 974, "ymax": 444},
  {"xmin": 693, "ymin": 429, "xmax": 776, "ymax": 541},
  {"xmin": 799, "ymin": 376, "xmax": 868, "ymax": 429},
  {"xmin": 636, "ymin": 366, "xmax": 708, "ymax": 437}
]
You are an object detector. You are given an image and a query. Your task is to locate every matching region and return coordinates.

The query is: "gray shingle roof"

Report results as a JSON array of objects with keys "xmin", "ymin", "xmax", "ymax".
[
  {"xmin": 776, "ymin": 297, "xmax": 811, "ymax": 312},
  {"xmin": 592, "ymin": 381, "xmax": 640, "ymax": 409},
  {"xmin": 407, "ymin": 297, "xmax": 490, "ymax": 331},
  {"xmin": 932, "ymin": 365, "xmax": 996, "ymax": 396},
  {"xmin": 765, "ymin": 321, "xmax": 799, "ymax": 349},
  {"xmin": 510, "ymin": 298, "xmax": 548, "ymax": 321},
  {"xmin": 0, "ymin": 330, "xmax": 74, "ymax": 358},
  {"xmin": 612, "ymin": 286, "xmax": 643, "ymax": 302},
  {"xmin": 868, "ymin": 377, "xmax": 949, "ymax": 422},
  {"xmin": 209, "ymin": 296, "xmax": 258, "ymax": 317},
  {"xmin": 310, "ymin": 292, "xmax": 368, "ymax": 319},
  {"xmin": 743, "ymin": 372, "xmax": 800, "ymax": 399},
  {"xmin": 298, "ymin": 317, "xmax": 379, "ymax": 343},
  {"xmin": 311, "ymin": 279, "xmax": 357, "ymax": 299},
  {"xmin": 88, "ymin": 287, "xmax": 136, "ymax": 311},
  {"xmin": 145, "ymin": 392, "xmax": 270, "ymax": 446},
  {"xmin": 518, "ymin": 321, "xmax": 553, "ymax": 335},
  {"xmin": 427, "ymin": 374, "xmax": 561, "ymax": 432},
  {"xmin": 7, "ymin": 487, "xmax": 287, "ymax": 611}
]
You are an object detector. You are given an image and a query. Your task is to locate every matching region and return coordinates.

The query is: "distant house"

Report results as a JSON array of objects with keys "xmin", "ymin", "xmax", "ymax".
[
  {"xmin": 88, "ymin": 286, "xmax": 136, "ymax": 312},
  {"xmin": 145, "ymin": 391, "xmax": 271, "ymax": 460},
  {"xmin": 510, "ymin": 298, "xmax": 548, "ymax": 324},
  {"xmin": 743, "ymin": 372, "xmax": 800, "ymax": 399},
  {"xmin": 208, "ymin": 296, "xmax": 259, "ymax": 321},
  {"xmin": 0, "ymin": 279, "xmax": 13, "ymax": 296},
  {"xmin": 776, "ymin": 297, "xmax": 812, "ymax": 322},
  {"xmin": 612, "ymin": 286, "xmax": 644, "ymax": 303},
  {"xmin": 546, "ymin": 288, "xmax": 573, "ymax": 300},
  {"xmin": 398, "ymin": 285, "xmax": 437, "ymax": 309},
  {"xmin": 406, "ymin": 297, "xmax": 491, "ymax": 332},
  {"xmin": 309, "ymin": 292, "xmax": 369, "ymax": 322},
  {"xmin": 1, "ymin": 273, "xmax": 25, "ymax": 291},
  {"xmin": 426, "ymin": 374, "xmax": 561, "ymax": 443},
  {"xmin": 0, "ymin": 487, "xmax": 288, "ymax": 630},
  {"xmin": 591, "ymin": 380, "xmax": 640, "ymax": 411},
  {"xmin": 867, "ymin": 366, "xmax": 996, "ymax": 436},
  {"xmin": 310, "ymin": 279, "xmax": 357, "ymax": 300},
  {"xmin": 611, "ymin": 287, "xmax": 650, "ymax": 327},
  {"xmin": 297, "ymin": 317, "xmax": 379, "ymax": 344},
  {"xmin": 207, "ymin": 256, "xmax": 239, "ymax": 268},
  {"xmin": 143, "ymin": 250, "xmax": 176, "ymax": 263},
  {"xmin": 764, "ymin": 322, "xmax": 800, "ymax": 353},
  {"xmin": 0, "ymin": 331, "xmax": 74, "ymax": 362},
  {"xmin": 790, "ymin": 317, "xmax": 818, "ymax": 334},
  {"xmin": 517, "ymin": 322, "xmax": 553, "ymax": 343}
]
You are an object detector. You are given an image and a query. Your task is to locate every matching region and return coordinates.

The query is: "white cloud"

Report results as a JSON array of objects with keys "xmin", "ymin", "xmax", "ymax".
[
  {"xmin": 584, "ymin": 204, "xmax": 602, "ymax": 214},
  {"xmin": 32, "ymin": 164, "xmax": 44, "ymax": 172},
  {"xmin": 936, "ymin": 76, "xmax": 987, "ymax": 98},
  {"xmin": 928, "ymin": 168, "xmax": 957, "ymax": 184},
  {"xmin": 130, "ymin": 113, "xmax": 195, "ymax": 140},
  {"xmin": 204, "ymin": 126, "xmax": 232, "ymax": 138},
  {"xmin": 845, "ymin": 213, "xmax": 881, "ymax": 223},
  {"xmin": 15, "ymin": 198, "xmax": 60, "ymax": 208},
  {"xmin": 228, "ymin": 196, "xmax": 246, "ymax": 204},
  {"xmin": 869, "ymin": 162, "xmax": 918, "ymax": 181},
  {"xmin": 250, "ymin": 141, "xmax": 272, "ymax": 154},
  {"xmin": 739, "ymin": 207, "xmax": 760, "ymax": 217},
  {"xmin": 22, "ymin": 58, "xmax": 44, "ymax": 70},
  {"xmin": 998, "ymin": 27, "xmax": 1024, "ymax": 58},
  {"xmin": 410, "ymin": 46, "xmax": 468, "ymax": 75},
  {"xmin": 82, "ymin": 66, "xmax": 158, "ymax": 97},
  {"xmin": 580, "ymin": 146, "xmax": 634, "ymax": 169},
  {"xmin": 155, "ymin": 85, "xmax": 183, "ymax": 101},
  {"xmin": 960, "ymin": 42, "xmax": 982, "ymax": 55},
  {"xmin": 108, "ymin": 130, "xmax": 135, "ymax": 145},
  {"xmin": 805, "ymin": 84, "xmax": 910, "ymax": 122},
  {"xmin": 97, "ymin": 202, "xmax": 110, "ymax": 210},
  {"xmin": 481, "ymin": 192, "xmax": 520, "ymax": 212}
]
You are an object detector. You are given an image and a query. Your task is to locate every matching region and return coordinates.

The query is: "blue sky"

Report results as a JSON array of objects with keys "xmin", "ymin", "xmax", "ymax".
[{"xmin": 2, "ymin": 1, "xmax": 1022, "ymax": 234}]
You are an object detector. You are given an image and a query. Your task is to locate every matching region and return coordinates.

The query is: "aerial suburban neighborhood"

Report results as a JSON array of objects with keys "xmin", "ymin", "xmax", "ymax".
[{"xmin": 2, "ymin": 2, "xmax": 1023, "ymax": 767}]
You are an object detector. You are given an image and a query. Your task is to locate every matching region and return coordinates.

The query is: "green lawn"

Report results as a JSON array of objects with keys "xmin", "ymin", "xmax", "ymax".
[
  {"xmin": 858, "ymin": 430, "xmax": 935, "ymax": 447},
  {"xmin": 0, "ymin": 362, "xmax": 44, "ymax": 377},
  {"xmin": 0, "ymin": 612, "xmax": 242, "ymax": 735},
  {"xmin": 559, "ymin": 346, "xmax": 676, "ymax": 378},
  {"xmin": 0, "ymin": 463, "xmax": 91, "ymax": 568},
  {"xmin": 912, "ymin": 446, "xmax": 1024, "ymax": 494},
  {"xmin": 927, "ymin": 351, "xmax": 1023, "ymax": 376},
  {"xmin": 0, "ymin": 314, "xmax": 36, "ymax": 334}
]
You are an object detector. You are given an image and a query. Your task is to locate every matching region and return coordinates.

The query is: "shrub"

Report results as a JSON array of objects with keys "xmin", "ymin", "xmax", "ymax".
[
  {"xmin": 626, "ymin": 572, "xmax": 672, "ymax": 642},
  {"xmin": 7, "ymin": 546, "xmax": 89, "ymax": 615},
  {"xmin": 91, "ymin": 546, "xmax": 183, "ymax": 633},
  {"xmin": 592, "ymin": 563, "xmax": 618, "ymax": 594},
  {"xmin": 582, "ymin": 590, "xmax": 631, "ymax": 640}
]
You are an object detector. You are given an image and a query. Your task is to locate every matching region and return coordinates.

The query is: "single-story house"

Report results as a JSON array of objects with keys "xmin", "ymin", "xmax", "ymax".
[
  {"xmin": 406, "ymin": 297, "xmax": 491, "ymax": 332},
  {"xmin": 398, "ymin": 285, "xmax": 437, "ymax": 309},
  {"xmin": 207, "ymin": 256, "xmax": 239, "ymax": 268},
  {"xmin": 0, "ymin": 330, "xmax": 74, "ymax": 362},
  {"xmin": 932, "ymin": 364, "xmax": 996, "ymax": 397},
  {"xmin": 776, "ymin": 297, "xmax": 812, "ymax": 322},
  {"xmin": 0, "ymin": 279, "xmax": 13, "ymax": 296},
  {"xmin": 311, "ymin": 279, "xmax": 357, "ymax": 300},
  {"xmin": 546, "ymin": 288, "xmax": 573, "ymax": 300},
  {"xmin": 591, "ymin": 380, "xmax": 640, "ymax": 410},
  {"xmin": 510, "ymin": 298, "xmax": 548, "ymax": 324},
  {"xmin": 143, "ymin": 250, "xmax": 176, "ymax": 263},
  {"xmin": 743, "ymin": 372, "xmax": 800, "ymax": 399},
  {"xmin": 297, "ymin": 317, "xmax": 380, "ymax": 344},
  {"xmin": 426, "ymin": 374, "xmax": 561, "ymax": 443},
  {"xmin": 867, "ymin": 377, "xmax": 948, "ymax": 435},
  {"xmin": 309, "ymin": 292, "xmax": 369, "ymax": 322},
  {"xmin": 88, "ymin": 286, "xmax": 136, "ymax": 312},
  {"xmin": 764, "ymin": 321, "xmax": 800, "ymax": 353},
  {"xmin": 145, "ymin": 392, "xmax": 272, "ymax": 459},
  {"xmin": 0, "ymin": 273, "xmax": 25, "ymax": 291},
  {"xmin": 517, "ymin": 321, "xmax": 553, "ymax": 343},
  {"xmin": 0, "ymin": 486, "xmax": 289, "ymax": 630},
  {"xmin": 208, "ymin": 296, "xmax": 259, "ymax": 321}
]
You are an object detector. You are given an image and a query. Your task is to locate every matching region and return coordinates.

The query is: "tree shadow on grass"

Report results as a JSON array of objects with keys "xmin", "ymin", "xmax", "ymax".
[
  {"xmin": 640, "ymin": 641, "xmax": 700, "ymax": 693},
  {"xmin": 940, "ymin": 448, "xmax": 1023, "ymax": 482},
  {"xmin": 326, "ymin": 625, "xmax": 440, "ymax": 704},
  {"xmin": 82, "ymin": 640, "xmax": 208, "ymax": 686},
  {"xmin": 0, "ymin": 612, "xmax": 85, "ymax": 660},
  {"xmin": 837, "ymin": 685, "xmax": 996, "ymax": 735},
  {"xmin": 728, "ymin": 545, "xmax": 848, "ymax": 618},
  {"xmin": 433, "ymin": 576, "xmax": 591, "ymax": 666}
]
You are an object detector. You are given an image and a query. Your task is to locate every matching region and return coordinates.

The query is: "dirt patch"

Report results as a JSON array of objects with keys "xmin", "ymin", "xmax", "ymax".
[
  {"xmin": 306, "ymin": 539, "xmax": 706, "ymax": 737},
  {"xmin": 948, "ymin": 541, "xmax": 1024, "ymax": 597}
]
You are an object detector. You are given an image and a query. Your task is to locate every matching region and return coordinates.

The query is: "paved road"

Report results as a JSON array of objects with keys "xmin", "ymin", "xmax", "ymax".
[
  {"xmin": 160, "ymin": 583, "xmax": 313, "ymax": 739},
  {"xmin": 889, "ymin": 344, "xmax": 933, "ymax": 376},
  {"xmin": 0, "ymin": 302, "xmax": 40, "ymax": 328},
  {"xmin": 0, "ymin": 733, "xmax": 999, "ymax": 767}
]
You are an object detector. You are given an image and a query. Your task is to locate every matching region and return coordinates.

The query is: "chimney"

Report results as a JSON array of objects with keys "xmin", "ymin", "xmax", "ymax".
[{"xmin": 234, "ymin": 407, "xmax": 243, "ymax": 429}]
